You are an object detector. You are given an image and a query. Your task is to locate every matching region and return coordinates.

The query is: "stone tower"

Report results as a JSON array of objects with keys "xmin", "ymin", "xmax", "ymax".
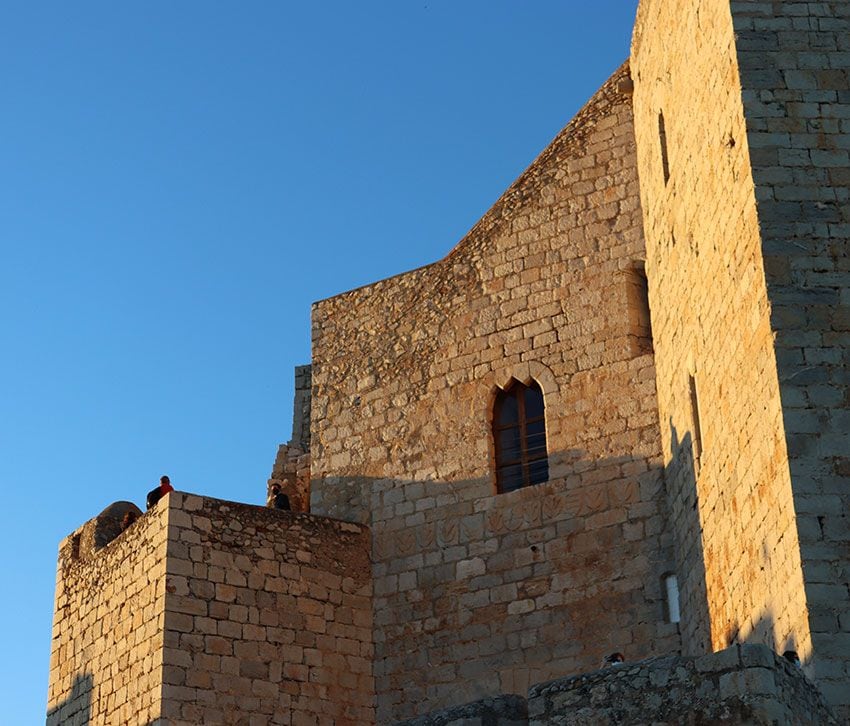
[{"xmin": 631, "ymin": 0, "xmax": 850, "ymax": 713}]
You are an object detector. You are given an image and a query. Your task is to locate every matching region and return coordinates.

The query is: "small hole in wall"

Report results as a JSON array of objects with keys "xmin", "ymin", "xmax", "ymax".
[{"xmin": 530, "ymin": 545, "xmax": 538, "ymax": 553}]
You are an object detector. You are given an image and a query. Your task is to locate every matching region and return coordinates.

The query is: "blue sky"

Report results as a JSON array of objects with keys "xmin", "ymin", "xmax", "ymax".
[{"xmin": 0, "ymin": 1, "xmax": 638, "ymax": 718}]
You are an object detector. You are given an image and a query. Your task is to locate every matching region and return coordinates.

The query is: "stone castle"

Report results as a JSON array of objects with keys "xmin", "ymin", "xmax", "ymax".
[{"xmin": 47, "ymin": 1, "xmax": 850, "ymax": 723}]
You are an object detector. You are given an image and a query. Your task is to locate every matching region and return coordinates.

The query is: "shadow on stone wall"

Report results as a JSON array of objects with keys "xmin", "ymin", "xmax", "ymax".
[
  {"xmin": 313, "ymin": 445, "xmax": 683, "ymax": 721},
  {"xmin": 665, "ymin": 425, "xmax": 806, "ymax": 667},
  {"xmin": 666, "ymin": 422, "xmax": 711, "ymax": 655},
  {"xmin": 46, "ymin": 672, "xmax": 92, "ymax": 726},
  {"xmin": 741, "ymin": 610, "xmax": 807, "ymax": 678},
  {"xmin": 397, "ymin": 644, "xmax": 840, "ymax": 725}
]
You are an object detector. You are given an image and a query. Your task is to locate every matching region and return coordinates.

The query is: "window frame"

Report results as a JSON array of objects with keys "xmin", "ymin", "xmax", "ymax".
[{"xmin": 493, "ymin": 379, "xmax": 549, "ymax": 493}]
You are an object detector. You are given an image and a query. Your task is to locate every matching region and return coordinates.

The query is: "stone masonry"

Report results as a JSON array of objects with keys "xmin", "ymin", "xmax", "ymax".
[
  {"xmin": 48, "ymin": 2, "xmax": 850, "ymax": 723},
  {"xmin": 526, "ymin": 644, "xmax": 839, "ymax": 725},
  {"xmin": 633, "ymin": 0, "xmax": 850, "ymax": 715},
  {"xmin": 401, "ymin": 644, "xmax": 839, "ymax": 726},
  {"xmin": 48, "ymin": 492, "xmax": 373, "ymax": 725},
  {"xmin": 48, "ymin": 499, "xmax": 169, "ymax": 725},
  {"xmin": 267, "ymin": 366, "xmax": 313, "ymax": 513},
  {"xmin": 733, "ymin": 1, "xmax": 850, "ymax": 710},
  {"xmin": 310, "ymin": 64, "xmax": 680, "ymax": 722},
  {"xmin": 631, "ymin": 0, "xmax": 812, "ymax": 666}
]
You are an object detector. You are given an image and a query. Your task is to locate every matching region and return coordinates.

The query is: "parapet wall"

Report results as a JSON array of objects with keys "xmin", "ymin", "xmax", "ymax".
[
  {"xmin": 530, "ymin": 643, "xmax": 838, "ymax": 725},
  {"xmin": 48, "ymin": 492, "xmax": 374, "ymax": 725}
]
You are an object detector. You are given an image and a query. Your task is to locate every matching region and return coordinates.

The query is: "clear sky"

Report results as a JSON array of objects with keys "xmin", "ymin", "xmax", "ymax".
[{"xmin": 1, "ymin": 1, "xmax": 639, "ymax": 719}]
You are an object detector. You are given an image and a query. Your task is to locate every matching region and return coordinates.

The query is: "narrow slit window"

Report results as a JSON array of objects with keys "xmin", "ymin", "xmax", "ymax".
[
  {"xmin": 689, "ymin": 374, "xmax": 703, "ymax": 470},
  {"xmin": 658, "ymin": 111, "xmax": 670, "ymax": 184},
  {"xmin": 494, "ymin": 379, "xmax": 549, "ymax": 493},
  {"xmin": 664, "ymin": 573, "xmax": 681, "ymax": 624},
  {"xmin": 626, "ymin": 262, "xmax": 653, "ymax": 354}
]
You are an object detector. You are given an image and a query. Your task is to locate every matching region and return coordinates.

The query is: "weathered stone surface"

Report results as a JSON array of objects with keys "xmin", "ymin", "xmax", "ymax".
[
  {"xmin": 47, "ymin": 492, "xmax": 374, "ymax": 725},
  {"xmin": 308, "ymin": 63, "xmax": 681, "ymax": 723},
  {"xmin": 48, "ymin": 3, "xmax": 850, "ymax": 723},
  {"xmin": 47, "ymin": 499, "xmax": 169, "ymax": 725},
  {"xmin": 632, "ymin": 0, "xmax": 850, "ymax": 717},
  {"xmin": 401, "ymin": 646, "xmax": 839, "ymax": 725},
  {"xmin": 396, "ymin": 694, "xmax": 528, "ymax": 726},
  {"xmin": 527, "ymin": 645, "xmax": 839, "ymax": 725}
]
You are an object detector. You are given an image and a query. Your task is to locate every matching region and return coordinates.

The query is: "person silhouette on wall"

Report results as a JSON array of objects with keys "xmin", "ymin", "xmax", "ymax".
[
  {"xmin": 146, "ymin": 475, "xmax": 174, "ymax": 510},
  {"xmin": 268, "ymin": 484, "xmax": 291, "ymax": 511}
]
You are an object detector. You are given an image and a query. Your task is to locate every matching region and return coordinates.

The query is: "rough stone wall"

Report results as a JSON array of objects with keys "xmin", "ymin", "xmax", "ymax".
[
  {"xmin": 311, "ymin": 64, "xmax": 681, "ymax": 722},
  {"xmin": 631, "ymin": 0, "xmax": 811, "ymax": 670},
  {"xmin": 397, "ymin": 644, "xmax": 839, "ymax": 725},
  {"xmin": 730, "ymin": 2, "xmax": 850, "ymax": 714},
  {"xmin": 527, "ymin": 643, "xmax": 839, "ymax": 725},
  {"xmin": 291, "ymin": 364, "xmax": 312, "ymax": 453},
  {"xmin": 268, "ymin": 443, "xmax": 310, "ymax": 513},
  {"xmin": 49, "ymin": 492, "xmax": 374, "ymax": 725},
  {"xmin": 160, "ymin": 492, "xmax": 374, "ymax": 725},
  {"xmin": 268, "ymin": 364, "xmax": 313, "ymax": 512},
  {"xmin": 397, "ymin": 694, "xmax": 528, "ymax": 726},
  {"xmin": 47, "ymin": 498, "xmax": 170, "ymax": 725}
]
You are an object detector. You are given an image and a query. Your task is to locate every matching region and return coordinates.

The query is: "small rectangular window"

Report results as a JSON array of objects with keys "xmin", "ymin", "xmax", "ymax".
[{"xmin": 664, "ymin": 573, "xmax": 681, "ymax": 624}]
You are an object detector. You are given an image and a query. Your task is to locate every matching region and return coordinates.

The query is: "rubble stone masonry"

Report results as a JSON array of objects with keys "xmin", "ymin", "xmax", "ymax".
[
  {"xmin": 310, "ymin": 65, "xmax": 681, "ymax": 722},
  {"xmin": 399, "ymin": 644, "xmax": 840, "ymax": 725}
]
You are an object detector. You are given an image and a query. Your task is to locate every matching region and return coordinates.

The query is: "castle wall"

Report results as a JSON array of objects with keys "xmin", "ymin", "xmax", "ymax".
[
  {"xmin": 729, "ymin": 3, "xmax": 850, "ymax": 715},
  {"xmin": 160, "ymin": 493, "xmax": 374, "ymax": 725},
  {"xmin": 291, "ymin": 363, "xmax": 312, "ymax": 453},
  {"xmin": 310, "ymin": 64, "xmax": 681, "ymax": 722},
  {"xmin": 630, "ymin": 0, "xmax": 811, "ymax": 675},
  {"xmin": 268, "ymin": 364, "xmax": 313, "ymax": 512},
  {"xmin": 48, "ymin": 493, "xmax": 374, "ymax": 725},
  {"xmin": 47, "ymin": 500, "xmax": 169, "ymax": 724}
]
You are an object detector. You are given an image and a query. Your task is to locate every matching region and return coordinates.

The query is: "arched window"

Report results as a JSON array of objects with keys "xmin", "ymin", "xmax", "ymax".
[{"xmin": 493, "ymin": 379, "xmax": 549, "ymax": 493}]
